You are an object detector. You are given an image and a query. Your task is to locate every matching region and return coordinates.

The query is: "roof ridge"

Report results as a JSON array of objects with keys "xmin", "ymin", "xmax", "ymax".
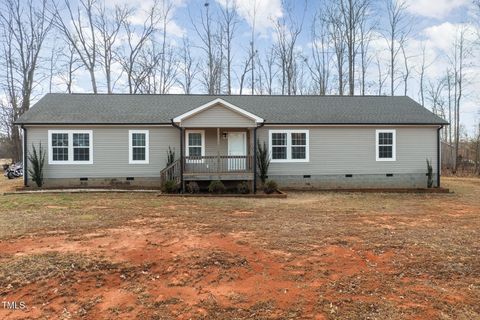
[{"xmin": 50, "ymin": 92, "xmax": 409, "ymax": 98}]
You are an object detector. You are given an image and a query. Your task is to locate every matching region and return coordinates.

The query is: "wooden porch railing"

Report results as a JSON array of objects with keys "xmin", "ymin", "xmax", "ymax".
[
  {"xmin": 160, "ymin": 159, "xmax": 181, "ymax": 185},
  {"xmin": 184, "ymin": 155, "xmax": 253, "ymax": 174}
]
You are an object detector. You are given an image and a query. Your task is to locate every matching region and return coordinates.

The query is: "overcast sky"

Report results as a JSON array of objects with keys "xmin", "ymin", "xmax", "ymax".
[{"xmin": 43, "ymin": 0, "xmax": 480, "ymax": 134}]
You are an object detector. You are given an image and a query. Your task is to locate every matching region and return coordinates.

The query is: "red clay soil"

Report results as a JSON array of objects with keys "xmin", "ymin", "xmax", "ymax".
[
  {"xmin": 0, "ymin": 221, "xmax": 475, "ymax": 319},
  {"xmin": 0, "ymin": 177, "xmax": 478, "ymax": 319}
]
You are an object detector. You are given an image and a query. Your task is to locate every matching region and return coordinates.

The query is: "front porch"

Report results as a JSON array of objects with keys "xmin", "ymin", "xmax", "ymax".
[
  {"xmin": 159, "ymin": 128, "xmax": 257, "ymax": 188},
  {"xmin": 160, "ymin": 98, "xmax": 265, "ymax": 192},
  {"xmin": 183, "ymin": 155, "xmax": 254, "ymax": 181},
  {"xmin": 182, "ymin": 127, "xmax": 255, "ymax": 181}
]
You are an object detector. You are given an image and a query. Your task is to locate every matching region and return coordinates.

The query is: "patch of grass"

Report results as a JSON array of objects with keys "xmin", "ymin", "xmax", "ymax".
[{"xmin": 0, "ymin": 252, "xmax": 119, "ymax": 290}]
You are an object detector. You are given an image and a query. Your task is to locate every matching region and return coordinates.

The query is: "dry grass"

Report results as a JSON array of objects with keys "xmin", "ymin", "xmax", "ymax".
[{"xmin": 0, "ymin": 177, "xmax": 478, "ymax": 319}]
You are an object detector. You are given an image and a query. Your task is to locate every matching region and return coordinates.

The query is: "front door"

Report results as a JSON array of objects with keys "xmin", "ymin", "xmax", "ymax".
[{"xmin": 227, "ymin": 132, "xmax": 247, "ymax": 171}]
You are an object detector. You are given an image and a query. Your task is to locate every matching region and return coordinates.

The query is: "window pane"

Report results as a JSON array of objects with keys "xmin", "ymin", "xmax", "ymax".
[
  {"xmin": 379, "ymin": 146, "xmax": 393, "ymax": 158},
  {"xmin": 379, "ymin": 132, "xmax": 393, "ymax": 145},
  {"xmin": 272, "ymin": 133, "xmax": 287, "ymax": 146},
  {"xmin": 133, "ymin": 147, "xmax": 146, "ymax": 161},
  {"xmin": 189, "ymin": 146, "xmax": 202, "ymax": 157},
  {"xmin": 272, "ymin": 146, "xmax": 287, "ymax": 159},
  {"xmin": 188, "ymin": 133, "xmax": 202, "ymax": 146},
  {"xmin": 52, "ymin": 133, "xmax": 68, "ymax": 147},
  {"xmin": 74, "ymin": 148, "xmax": 90, "ymax": 161},
  {"xmin": 292, "ymin": 146, "xmax": 306, "ymax": 159},
  {"xmin": 53, "ymin": 147, "xmax": 68, "ymax": 161},
  {"xmin": 132, "ymin": 133, "xmax": 146, "ymax": 147},
  {"xmin": 73, "ymin": 133, "xmax": 89, "ymax": 147},
  {"xmin": 291, "ymin": 133, "xmax": 306, "ymax": 146}
]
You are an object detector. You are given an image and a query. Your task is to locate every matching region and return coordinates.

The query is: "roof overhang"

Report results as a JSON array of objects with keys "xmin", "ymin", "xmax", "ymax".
[{"xmin": 172, "ymin": 98, "xmax": 264, "ymax": 125}]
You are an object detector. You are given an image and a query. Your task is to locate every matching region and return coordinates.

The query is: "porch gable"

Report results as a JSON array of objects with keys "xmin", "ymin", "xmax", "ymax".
[{"xmin": 172, "ymin": 98, "xmax": 264, "ymax": 128}]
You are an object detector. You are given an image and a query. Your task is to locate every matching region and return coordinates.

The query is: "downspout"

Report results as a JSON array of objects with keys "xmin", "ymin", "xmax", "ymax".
[
  {"xmin": 437, "ymin": 125, "xmax": 443, "ymax": 188},
  {"xmin": 21, "ymin": 125, "xmax": 28, "ymax": 187},
  {"xmin": 171, "ymin": 119, "xmax": 184, "ymax": 193},
  {"xmin": 253, "ymin": 121, "xmax": 265, "ymax": 193}
]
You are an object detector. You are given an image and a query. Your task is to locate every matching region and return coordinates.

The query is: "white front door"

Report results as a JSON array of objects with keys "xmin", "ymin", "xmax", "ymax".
[{"xmin": 227, "ymin": 132, "xmax": 247, "ymax": 171}]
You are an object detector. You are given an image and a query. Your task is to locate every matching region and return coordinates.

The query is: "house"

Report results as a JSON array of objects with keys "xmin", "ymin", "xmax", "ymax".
[{"xmin": 16, "ymin": 94, "xmax": 448, "ymax": 191}]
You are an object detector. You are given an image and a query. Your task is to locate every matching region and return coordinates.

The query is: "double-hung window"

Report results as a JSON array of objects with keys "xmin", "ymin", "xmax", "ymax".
[
  {"xmin": 269, "ymin": 130, "xmax": 309, "ymax": 162},
  {"xmin": 129, "ymin": 130, "xmax": 149, "ymax": 164},
  {"xmin": 48, "ymin": 130, "xmax": 93, "ymax": 164},
  {"xmin": 185, "ymin": 130, "xmax": 205, "ymax": 162},
  {"xmin": 376, "ymin": 129, "xmax": 396, "ymax": 161}
]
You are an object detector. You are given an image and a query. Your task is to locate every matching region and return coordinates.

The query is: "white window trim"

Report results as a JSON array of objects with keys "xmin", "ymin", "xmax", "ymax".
[
  {"xmin": 48, "ymin": 130, "xmax": 93, "ymax": 165},
  {"xmin": 129, "ymin": 130, "xmax": 149, "ymax": 164},
  {"xmin": 185, "ymin": 130, "xmax": 205, "ymax": 163},
  {"xmin": 376, "ymin": 129, "xmax": 396, "ymax": 161},
  {"xmin": 269, "ymin": 129, "xmax": 309, "ymax": 163}
]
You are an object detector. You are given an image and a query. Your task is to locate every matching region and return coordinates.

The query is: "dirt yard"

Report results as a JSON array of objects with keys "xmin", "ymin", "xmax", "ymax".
[{"xmin": 0, "ymin": 177, "xmax": 478, "ymax": 319}]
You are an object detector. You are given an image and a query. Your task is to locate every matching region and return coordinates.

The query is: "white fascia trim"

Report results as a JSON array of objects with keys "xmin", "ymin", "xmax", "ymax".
[
  {"xmin": 375, "ymin": 129, "xmax": 396, "ymax": 161},
  {"xmin": 48, "ymin": 129, "xmax": 94, "ymax": 165},
  {"xmin": 172, "ymin": 98, "xmax": 264, "ymax": 124},
  {"xmin": 129, "ymin": 129, "xmax": 150, "ymax": 164},
  {"xmin": 269, "ymin": 129, "xmax": 310, "ymax": 163}
]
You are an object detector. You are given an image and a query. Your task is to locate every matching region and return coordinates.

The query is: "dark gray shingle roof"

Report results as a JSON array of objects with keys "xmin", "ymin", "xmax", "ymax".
[{"xmin": 16, "ymin": 93, "xmax": 448, "ymax": 125}]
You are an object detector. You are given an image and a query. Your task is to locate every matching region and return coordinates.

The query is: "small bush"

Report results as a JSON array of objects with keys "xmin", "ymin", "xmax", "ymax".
[
  {"xmin": 257, "ymin": 140, "xmax": 270, "ymax": 184},
  {"xmin": 28, "ymin": 143, "xmax": 46, "ymax": 187},
  {"xmin": 186, "ymin": 181, "xmax": 200, "ymax": 194},
  {"xmin": 236, "ymin": 181, "xmax": 250, "ymax": 194},
  {"xmin": 426, "ymin": 159, "xmax": 433, "ymax": 188},
  {"xmin": 166, "ymin": 146, "xmax": 176, "ymax": 166},
  {"xmin": 263, "ymin": 180, "xmax": 278, "ymax": 194},
  {"xmin": 161, "ymin": 180, "xmax": 179, "ymax": 194},
  {"xmin": 208, "ymin": 180, "xmax": 225, "ymax": 194}
]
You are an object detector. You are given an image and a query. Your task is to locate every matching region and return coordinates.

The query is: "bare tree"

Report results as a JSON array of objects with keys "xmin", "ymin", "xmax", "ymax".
[
  {"xmin": 400, "ymin": 42, "xmax": 410, "ymax": 96},
  {"xmin": 426, "ymin": 78, "xmax": 446, "ymax": 117},
  {"xmin": 238, "ymin": 54, "xmax": 254, "ymax": 95},
  {"xmin": 450, "ymin": 27, "xmax": 470, "ymax": 173},
  {"xmin": 219, "ymin": 0, "xmax": 239, "ymax": 95},
  {"xmin": 307, "ymin": 10, "xmax": 331, "ymax": 95},
  {"xmin": 47, "ymin": 38, "xmax": 63, "ymax": 93},
  {"xmin": 273, "ymin": 0, "xmax": 306, "ymax": 95},
  {"xmin": 178, "ymin": 38, "xmax": 198, "ymax": 94},
  {"xmin": 119, "ymin": 2, "xmax": 161, "ymax": 94},
  {"xmin": 384, "ymin": 0, "xmax": 410, "ymax": 96},
  {"xmin": 375, "ymin": 54, "xmax": 388, "ymax": 95},
  {"xmin": 338, "ymin": 0, "xmax": 370, "ymax": 95},
  {"xmin": 418, "ymin": 44, "xmax": 427, "ymax": 107},
  {"xmin": 51, "ymin": 0, "xmax": 99, "ymax": 93},
  {"xmin": 358, "ymin": 8, "xmax": 373, "ymax": 95},
  {"xmin": 248, "ymin": 0, "xmax": 259, "ymax": 94},
  {"xmin": 0, "ymin": 0, "xmax": 51, "ymax": 161},
  {"xmin": 57, "ymin": 41, "xmax": 81, "ymax": 93},
  {"xmin": 95, "ymin": 2, "xmax": 130, "ymax": 93},
  {"xmin": 190, "ymin": 1, "xmax": 222, "ymax": 94},
  {"xmin": 326, "ymin": 4, "xmax": 346, "ymax": 95},
  {"xmin": 258, "ymin": 46, "xmax": 278, "ymax": 95}
]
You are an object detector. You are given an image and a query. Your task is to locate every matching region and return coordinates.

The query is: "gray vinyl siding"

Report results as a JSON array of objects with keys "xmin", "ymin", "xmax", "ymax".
[
  {"xmin": 25, "ymin": 124, "xmax": 439, "ymax": 186},
  {"xmin": 181, "ymin": 104, "xmax": 256, "ymax": 128},
  {"xmin": 26, "ymin": 126, "xmax": 179, "ymax": 179},
  {"xmin": 188, "ymin": 128, "xmax": 251, "ymax": 155},
  {"xmin": 257, "ymin": 126, "xmax": 438, "ymax": 176}
]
